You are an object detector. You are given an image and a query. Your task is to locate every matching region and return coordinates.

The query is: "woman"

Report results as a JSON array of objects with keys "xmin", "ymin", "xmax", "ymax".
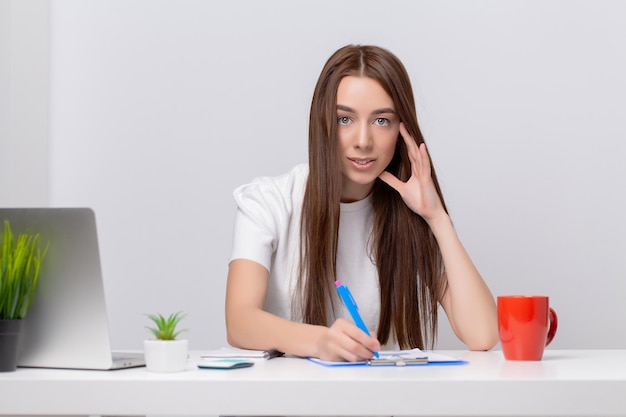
[{"xmin": 225, "ymin": 44, "xmax": 498, "ymax": 362}]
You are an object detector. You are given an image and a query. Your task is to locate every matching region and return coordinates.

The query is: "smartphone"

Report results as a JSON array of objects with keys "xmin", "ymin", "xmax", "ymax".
[{"xmin": 197, "ymin": 359, "xmax": 255, "ymax": 370}]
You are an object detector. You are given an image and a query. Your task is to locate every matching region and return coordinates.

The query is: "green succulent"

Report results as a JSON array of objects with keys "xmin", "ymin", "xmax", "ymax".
[
  {"xmin": 145, "ymin": 311, "xmax": 187, "ymax": 340},
  {"xmin": 0, "ymin": 220, "xmax": 49, "ymax": 320}
]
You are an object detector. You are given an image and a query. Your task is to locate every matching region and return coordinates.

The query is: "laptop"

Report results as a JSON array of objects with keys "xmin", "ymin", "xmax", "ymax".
[{"xmin": 0, "ymin": 207, "xmax": 145, "ymax": 370}]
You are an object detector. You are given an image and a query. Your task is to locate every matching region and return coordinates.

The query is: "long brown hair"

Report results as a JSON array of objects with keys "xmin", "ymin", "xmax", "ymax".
[{"xmin": 298, "ymin": 45, "xmax": 448, "ymax": 349}]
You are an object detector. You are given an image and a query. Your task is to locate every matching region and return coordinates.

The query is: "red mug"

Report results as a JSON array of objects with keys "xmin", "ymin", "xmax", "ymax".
[{"xmin": 497, "ymin": 295, "xmax": 558, "ymax": 361}]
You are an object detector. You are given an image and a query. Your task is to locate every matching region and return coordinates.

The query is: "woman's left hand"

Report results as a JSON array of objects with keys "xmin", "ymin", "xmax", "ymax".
[{"xmin": 378, "ymin": 123, "xmax": 445, "ymax": 222}]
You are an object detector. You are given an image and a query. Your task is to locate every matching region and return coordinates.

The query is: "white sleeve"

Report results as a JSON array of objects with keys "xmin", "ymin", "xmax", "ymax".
[
  {"xmin": 229, "ymin": 164, "xmax": 307, "ymax": 274},
  {"xmin": 230, "ymin": 183, "xmax": 277, "ymax": 271},
  {"xmin": 230, "ymin": 179, "xmax": 284, "ymax": 271}
]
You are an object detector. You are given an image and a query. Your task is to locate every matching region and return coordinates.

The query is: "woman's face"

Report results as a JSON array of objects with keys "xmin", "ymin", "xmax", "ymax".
[{"xmin": 336, "ymin": 75, "xmax": 399, "ymax": 202}]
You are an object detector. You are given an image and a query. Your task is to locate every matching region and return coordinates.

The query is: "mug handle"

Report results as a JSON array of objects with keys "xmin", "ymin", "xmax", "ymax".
[{"xmin": 545, "ymin": 307, "xmax": 558, "ymax": 347}]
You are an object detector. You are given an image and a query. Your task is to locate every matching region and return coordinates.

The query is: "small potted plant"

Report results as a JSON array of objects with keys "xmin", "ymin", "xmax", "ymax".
[
  {"xmin": 143, "ymin": 311, "xmax": 188, "ymax": 372},
  {"xmin": 0, "ymin": 220, "xmax": 48, "ymax": 372}
]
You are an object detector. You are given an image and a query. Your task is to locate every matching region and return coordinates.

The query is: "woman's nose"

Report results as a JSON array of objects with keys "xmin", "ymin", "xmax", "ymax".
[{"xmin": 355, "ymin": 124, "xmax": 372, "ymax": 149}]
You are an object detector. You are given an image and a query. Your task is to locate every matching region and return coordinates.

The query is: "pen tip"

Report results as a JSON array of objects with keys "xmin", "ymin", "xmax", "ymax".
[{"xmin": 335, "ymin": 280, "xmax": 340, "ymax": 287}]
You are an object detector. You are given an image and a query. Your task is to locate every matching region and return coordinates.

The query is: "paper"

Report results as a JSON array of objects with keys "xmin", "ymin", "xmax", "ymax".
[
  {"xmin": 200, "ymin": 347, "xmax": 284, "ymax": 360},
  {"xmin": 308, "ymin": 348, "xmax": 466, "ymax": 367}
]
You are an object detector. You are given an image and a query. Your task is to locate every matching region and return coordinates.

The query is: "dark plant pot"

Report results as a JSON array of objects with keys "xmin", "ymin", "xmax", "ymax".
[{"xmin": 0, "ymin": 319, "xmax": 23, "ymax": 372}]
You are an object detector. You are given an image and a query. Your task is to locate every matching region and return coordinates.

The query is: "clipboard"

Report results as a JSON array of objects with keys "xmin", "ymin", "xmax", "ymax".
[
  {"xmin": 367, "ymin": 355, "xmax": 428, "ymax": 366},
  {"xmin": 307, "ymin": 348, "xmax": 467, "ymax": 367}
]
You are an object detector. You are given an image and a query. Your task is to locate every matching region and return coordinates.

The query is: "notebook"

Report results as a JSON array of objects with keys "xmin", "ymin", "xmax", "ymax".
[
  {"xmin": 0, "ymin": 207, "xmax": 145, "ymax": 370},
  {"xmin": 200, "ymin": 347, "xmax": 285, "ymax": 360}
]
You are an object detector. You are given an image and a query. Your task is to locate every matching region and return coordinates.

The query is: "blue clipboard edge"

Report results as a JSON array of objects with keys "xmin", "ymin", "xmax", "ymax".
[{"xmin": 306, "ymin": 357, "xmax": 468, "ymax": 367}]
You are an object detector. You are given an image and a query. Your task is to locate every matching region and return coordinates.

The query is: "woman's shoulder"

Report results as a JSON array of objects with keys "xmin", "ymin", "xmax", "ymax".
[{"xmin": 233, "ymin": 163, "xmax": 308, "ymax": 207}]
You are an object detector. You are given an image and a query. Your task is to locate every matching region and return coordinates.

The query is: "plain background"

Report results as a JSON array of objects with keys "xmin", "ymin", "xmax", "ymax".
[{"xmin": 2, "ymin": 0, "xmax": 625, "ymax": 351}]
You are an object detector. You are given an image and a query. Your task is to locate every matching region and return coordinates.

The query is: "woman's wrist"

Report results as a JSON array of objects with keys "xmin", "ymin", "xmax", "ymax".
[{"xmin": 425, "ymin": 210, "xmax": 453, "ymax": 236}]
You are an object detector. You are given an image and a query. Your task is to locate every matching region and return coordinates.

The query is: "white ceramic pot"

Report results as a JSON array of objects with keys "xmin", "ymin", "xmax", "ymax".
[{"xmin": 143, "ymin": 339, "xmax": 188, "ymax": 372}]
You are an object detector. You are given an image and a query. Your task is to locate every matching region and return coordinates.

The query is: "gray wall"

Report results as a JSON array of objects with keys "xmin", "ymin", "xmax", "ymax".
[
  {"xmin": 3, "ymin": 0, "xmax": 625, "ymax": 351},
  {"xmin": 0, "ymin": 0, "xmax": 48, "ymax": 206}
]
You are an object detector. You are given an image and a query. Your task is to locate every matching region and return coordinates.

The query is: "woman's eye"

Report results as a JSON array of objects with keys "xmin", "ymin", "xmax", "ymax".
[
  {"xmin": 374, "ymin": 118, "xmax": 390, "ymax": 126},
  {"xmin": 338, "ymin": 116, "xmax": 351, "ymax": 125}
]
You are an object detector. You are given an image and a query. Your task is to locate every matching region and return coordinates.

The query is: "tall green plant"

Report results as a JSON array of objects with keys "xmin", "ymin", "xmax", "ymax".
[{"xmin": 0, "ymin": 220, "xmax": 48, "ymax": 319}]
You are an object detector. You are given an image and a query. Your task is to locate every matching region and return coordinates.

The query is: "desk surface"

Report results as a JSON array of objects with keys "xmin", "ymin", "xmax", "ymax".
[{"xmin": 1, "ymin": 349, "xmax": 625, "ymax": 416}]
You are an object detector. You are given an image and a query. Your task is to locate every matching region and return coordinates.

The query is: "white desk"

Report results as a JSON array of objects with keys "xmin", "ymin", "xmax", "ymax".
[{"xmin": 0, "ymin": 350, "xmax": 625, "ymax": 416}]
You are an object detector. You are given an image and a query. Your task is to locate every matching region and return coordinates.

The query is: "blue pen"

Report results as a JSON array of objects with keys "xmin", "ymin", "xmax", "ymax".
[{"xmin": 335, "ymin": 280, "xmax": 379, "ymax": 358}]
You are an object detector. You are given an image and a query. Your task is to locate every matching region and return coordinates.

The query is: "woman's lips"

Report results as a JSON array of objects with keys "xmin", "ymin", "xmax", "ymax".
[{"xmin": 348, "ymin": 158, "xmax": 375, "ymax": 170}]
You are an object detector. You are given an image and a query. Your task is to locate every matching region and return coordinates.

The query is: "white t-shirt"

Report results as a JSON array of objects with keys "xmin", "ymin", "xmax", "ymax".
[{"xmin": 230, "ymin": 163, "xmax": 382, "ymax": 335}]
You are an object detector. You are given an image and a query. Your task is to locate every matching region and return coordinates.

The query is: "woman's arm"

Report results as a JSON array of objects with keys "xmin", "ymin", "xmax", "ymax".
[
  {"xmin": 379, "ymin": 123, "xmax": 498, "ymax": 350},
  {"xmin": 225, "ymin": 258, "xmax": 381, "ymax": 361},
  {"xmin": 428, "ymin": 213, "xmax": 498, "ymax": 351}
]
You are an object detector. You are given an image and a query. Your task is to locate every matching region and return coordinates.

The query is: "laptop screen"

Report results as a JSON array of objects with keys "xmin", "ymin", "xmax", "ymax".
[{"xmin": 0, "ymin": 207, "xmax": 143, "ymax": 370}]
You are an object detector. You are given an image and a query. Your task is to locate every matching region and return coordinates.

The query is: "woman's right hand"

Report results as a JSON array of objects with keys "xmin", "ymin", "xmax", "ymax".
[{"xmin": 315, "ymin": 318, "xmax": 381, "ymax": 362}]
